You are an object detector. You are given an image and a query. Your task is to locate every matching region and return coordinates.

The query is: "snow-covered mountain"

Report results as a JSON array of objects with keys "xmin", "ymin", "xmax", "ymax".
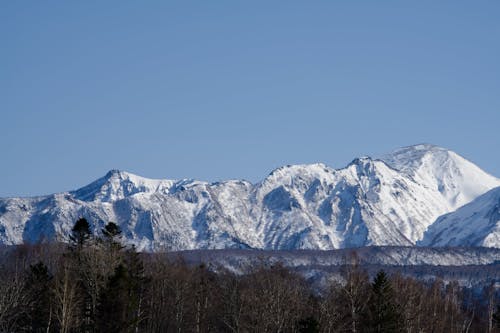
[
  {"xmin": 1, "ymin": 144, "xmax": 499, "ymax": 251},
  {"xmin": 419, "ymin": 186, "xmax": 500, "ymax": 247}
]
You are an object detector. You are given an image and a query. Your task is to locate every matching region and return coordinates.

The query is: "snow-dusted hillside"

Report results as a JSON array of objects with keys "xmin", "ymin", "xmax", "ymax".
[
  {"xmin": 420, "ymin": 187, "xmax": 500, "ymax": 247},
  {"xmin": 1, "ymin": 144, "xmax": 499, "ymax": 251},
  {"xmin": 175, "ymin": 246, "xmax": 500, "ymax": 271},
  {"xmin": 174, "ymin": 247, "xmax": 500, "ymax": 290}
]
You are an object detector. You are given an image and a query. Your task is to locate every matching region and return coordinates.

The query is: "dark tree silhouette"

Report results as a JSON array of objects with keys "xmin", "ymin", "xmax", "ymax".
[
  {"xmin": 69, "ymin": 217, "xmax": 91, "ymax": 248},
  {"xmin": 25, "ymin": 261, "xmax": 53, "ymax": 332},
  {"xmin": 102, "ymin": 221, "xmax": 121, "ymax": 239},
  {"xmin": 0, "ymin": 237, "xmax": 496, "ymax": 332},
  {"xmin": 367, "ymin": 270, "xmax": 402, "ymax": 333},
  {"xmin": 97, "ymin": 264, "xmax": 132, "ymax": 332},
  {"xmin": 494, "ymin": 303, "xmax": 500, "ymax": 329}
]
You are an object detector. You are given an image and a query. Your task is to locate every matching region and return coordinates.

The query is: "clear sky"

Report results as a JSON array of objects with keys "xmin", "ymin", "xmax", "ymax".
[{"xmin": 1, "ymin": 1, "xmax": 499, "ymax": 197}]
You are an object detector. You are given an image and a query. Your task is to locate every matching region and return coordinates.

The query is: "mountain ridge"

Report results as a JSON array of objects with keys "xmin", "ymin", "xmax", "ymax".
[{"xmin": 1, "ymin": 144, "xmax": 499, "ymax": 251}]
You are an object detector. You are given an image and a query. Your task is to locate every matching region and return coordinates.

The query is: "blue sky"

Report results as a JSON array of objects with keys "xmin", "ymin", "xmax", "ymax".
[{"xmin": 1, "ymin": 1, "xmax": 499, "ymax": 197}]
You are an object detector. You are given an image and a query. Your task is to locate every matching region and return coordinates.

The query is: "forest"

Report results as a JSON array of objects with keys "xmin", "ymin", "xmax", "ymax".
[{"xmin": 0, "ymin": 218, "xmax": 499, "ymax": 333}]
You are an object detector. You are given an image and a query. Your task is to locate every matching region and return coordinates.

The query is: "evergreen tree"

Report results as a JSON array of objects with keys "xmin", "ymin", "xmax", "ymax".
[
  {"xmin": 102, "ymin": 221, "xmax": 121, "ymax": 240},
  {"xmin": 97, "ymin": 264, "xmax": 132, "ymax": 332},
  {"xmin": 25, "ymin": 261, "xmax": 54, "ymax": 332},
  {"xmin": 69, "ymin": 217, "xmax": 91, "ymax": 248},
  {"xmin": 97, "ymin": 246, "xmax": 146, "ymax": 333},
  {"xmin": 367, "ymin": 270, "xmax": 402, "ymax": 333},
  {"xmin": 102, "ymin": 221, "xmax": 124, "ymax": 254},
  {"xmin": 68, "ymin": 218, "xmax": 103, "ymax": 332}
]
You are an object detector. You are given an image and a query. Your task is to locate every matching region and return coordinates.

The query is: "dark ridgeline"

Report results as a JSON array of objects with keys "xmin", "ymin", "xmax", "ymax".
[{"xmin": 0, "ymin": 219, "xmax": 499, "ymax": 332}]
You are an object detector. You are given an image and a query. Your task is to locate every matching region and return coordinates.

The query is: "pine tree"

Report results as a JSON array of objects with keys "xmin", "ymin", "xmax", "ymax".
[
  {"xmin": 97, "ymin": 246, "xmax": 147, "ymax": 333},
  {"xmin": 97, "ymin": 264, "xmax": 131, "ymax": 332},
  {"xmin": 102, "ymin": 222, "xmax": 124, "ymax": 255},
  {"xmin": 25, "ymin": 261, "xmax": 54, "ymax": 332},
  {"xmin": 67, "ymin": 218, "xmax": 110, "ymax": 332},
  {"xmin": 69, "ymin": 217, "xmax": 91, "ymax": 249},
  {"xmin": 367, "ymin": 270, "xmax": 402, "ymax": 333},
  {"xmin": 102, "ymin": 222, "xmax": 121, "ymax": 240}
]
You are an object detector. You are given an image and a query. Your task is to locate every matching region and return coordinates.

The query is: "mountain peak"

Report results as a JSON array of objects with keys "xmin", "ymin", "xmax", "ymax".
[
  {"xmin": 383, "ymin": 143, "xmax": 447, "ymax": 161},
  {"xmin": 72, "ymin": 170, "xmax": 175, "ymax": 202},
  {"xmin": 349, "ymin": 156, "xmax": 373, "ymax": 166},
  {"xmin": 404, "ymin": 143, "xmax": 442, "ymax": 151},
  {"xmin": 105, "ymin": 169, "xmax": 125, "ymax": 177},
  {"xmin": 263, "ymin": 163, "xmax": 335, "ymax": 186},
  {"xmin": 381, "ymin": 144, "xmax": 451, "ymax": 172},
  {"xmin": 103, "ymin": 169, "xmax": 134, "ymax": 181},
  {"xmin": 381, "ymin": 144, "xmax": 500, "ymax": 210}
]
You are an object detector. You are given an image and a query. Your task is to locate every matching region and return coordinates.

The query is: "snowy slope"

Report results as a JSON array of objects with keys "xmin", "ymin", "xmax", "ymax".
[
  {"xmin": 176, "ymin": 247, "xmax": 500, "ymax": 271},
  {"xmin": 382, "ymin": 144, "xmax": 499, "ymax": 210},
  {"xmin": 419, "ymin": 186, "xmax": 500, "ymax": 247},
  {"xmin": 0, "ymin": 144, "xmax": 499, "ymax": 251}
]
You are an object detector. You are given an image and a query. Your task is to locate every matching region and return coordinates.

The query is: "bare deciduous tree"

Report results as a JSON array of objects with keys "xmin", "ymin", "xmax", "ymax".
[{"xmin": 53, "ymin": 261, "xmax": 82, "ymax": 333}]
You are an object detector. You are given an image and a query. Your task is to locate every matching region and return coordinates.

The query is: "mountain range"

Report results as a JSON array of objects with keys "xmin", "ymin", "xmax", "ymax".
[{"xmin": 1, "ymin": 144, "xmax": 500, "ymax": 251}]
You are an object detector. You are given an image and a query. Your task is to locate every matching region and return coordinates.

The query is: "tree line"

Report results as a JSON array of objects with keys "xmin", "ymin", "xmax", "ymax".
[{"xmin": 0, "ymin": 218, "xmax": 499, "ymax": 332}]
